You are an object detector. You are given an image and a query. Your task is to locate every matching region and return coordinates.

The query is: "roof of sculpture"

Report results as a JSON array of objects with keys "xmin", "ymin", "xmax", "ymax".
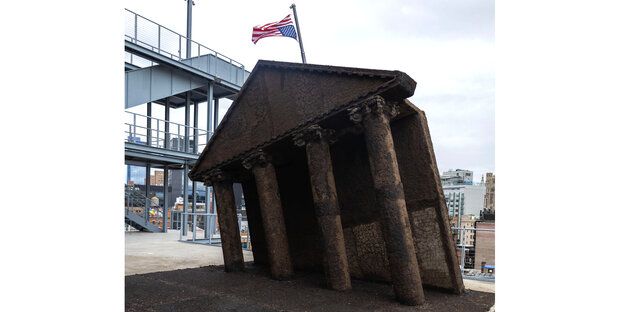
[{"xmin": 189, "ymin": 60, "xmax": 417, "ymax": 180}]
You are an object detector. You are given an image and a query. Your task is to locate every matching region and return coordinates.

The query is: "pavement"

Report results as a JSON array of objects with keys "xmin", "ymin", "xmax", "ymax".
[{"xmin": 125, "ymin": 230, "xmax": 254, "ymax": 276}]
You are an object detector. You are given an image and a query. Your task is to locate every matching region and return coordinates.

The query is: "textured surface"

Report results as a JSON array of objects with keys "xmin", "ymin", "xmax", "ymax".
[
  {"xmin": 190, "ymin": 61, "xmax": 415, "ymax": 178},
  {"xmin": 250, "ymin": 160, "xmax": 294, "ymax": 280},
  {"xmin": 302, "ymin": 129, "xmax": 351, "ymax": 291},
  {"xmin": 187, "ymin": 61, "xmax": 464, "ymax": 303},
  {"xmin": 126, "ymin": 265, "xmax": 494, "ymax": 312},
  {"xmin": 213, "ymin": 181, "xmax": 245, "ymax": 272}
]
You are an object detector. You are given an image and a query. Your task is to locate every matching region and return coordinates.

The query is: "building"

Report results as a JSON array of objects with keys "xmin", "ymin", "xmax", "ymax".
[
  {"xmin": 474, "ymin": 221, "xmax": 495, "ymax": 273},
  {"xmin": 150, "ymin": 170, "xmax": 164, "ymax": 186},
  {"xmin": 443, "ymin": 183, "xmax": 486, "ymax": 218},
  {"xmin": 449, "ymin": 215, "xmax": 477, "ymax": 270},
  {"xmin": 482, "ymin": 172, "xmax": 495, "ymax": 219},
  {"xmin": 449, "ymin": 215, "xmax": 477, "ymax": 245},
  {"xmin": 441, "ymin": 169, "xmax": 474, "ymax": 184}
]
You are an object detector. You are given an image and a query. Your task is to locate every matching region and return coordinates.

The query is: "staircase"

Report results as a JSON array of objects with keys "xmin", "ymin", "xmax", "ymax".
[{"xmin": 125, "ymin": 191, "xmax": 163, "ymax": 232}]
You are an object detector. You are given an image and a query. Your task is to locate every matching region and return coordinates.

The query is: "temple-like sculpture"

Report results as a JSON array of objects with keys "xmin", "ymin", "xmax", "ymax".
[{"xmin": 189, "ymin": 60, "xmax": 464, "ymax": 305}]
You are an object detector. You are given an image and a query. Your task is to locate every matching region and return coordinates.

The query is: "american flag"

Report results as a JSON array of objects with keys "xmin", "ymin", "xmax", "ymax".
[{"xmin": 251, "ymin": 15, "xmax": 298, "ymax": 44}]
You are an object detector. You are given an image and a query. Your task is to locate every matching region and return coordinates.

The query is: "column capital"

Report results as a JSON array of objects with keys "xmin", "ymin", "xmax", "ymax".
[
  {"xmin": 203, "ymin": 168, "xmax": 231, "ymax": 184},
  {"xmin": 293, "ymin": 125, "xmax": 336, "ymax": 147},
  {"xmin": 242, "ymin": 149, "xmax": 272, "ymax": 170},
  {"xmin": 347, "ymin": 95, "xmax": 399, "ymax": 124}
]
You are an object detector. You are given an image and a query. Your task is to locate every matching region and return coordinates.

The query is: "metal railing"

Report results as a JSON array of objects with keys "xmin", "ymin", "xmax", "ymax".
[
  {"xmin": 452, "ymin": 227, "xmax": 495, "ymax": 282},
  {"xmin": 125, "ymin": 111, "xmax": 211, "ymax": 154},
  {"xmin": 125, "ymin": 190, "xmax": 165, "ymax": 231},
  {"xmin": 124, "ymin": 9, "xmax": 245, "ymax": 74}
]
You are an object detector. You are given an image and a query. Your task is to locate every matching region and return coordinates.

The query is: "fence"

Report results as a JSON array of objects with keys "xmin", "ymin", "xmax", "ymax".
[
  {"xmin": 451, "ymin": 227, "xmax": 495, "ymax": 282},
  {"xmin": 124, "ymin": 190, "xmax": 166, "ymax": 231},
  {"xmin": 125, "ymin": 111, "xmax": 210, "ymax": 154},
  {"xmin": 124, "ymin": 9, "xmax": 245, "ymax": 75}
]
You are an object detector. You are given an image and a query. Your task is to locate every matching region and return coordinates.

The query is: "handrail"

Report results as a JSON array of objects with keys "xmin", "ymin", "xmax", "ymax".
[
  {"xmin": 125, "ymin": 111, "xmax": 211, "ymax": 154},
  {"xmin": 125, "ymin": 8, "xmax": 245, "ymax": 70}
]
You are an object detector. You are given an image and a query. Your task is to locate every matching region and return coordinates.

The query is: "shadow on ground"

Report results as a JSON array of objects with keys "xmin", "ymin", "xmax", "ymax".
[{"xmin": 126, "ymin": 263, "xmax": 494, "ymax": 311}]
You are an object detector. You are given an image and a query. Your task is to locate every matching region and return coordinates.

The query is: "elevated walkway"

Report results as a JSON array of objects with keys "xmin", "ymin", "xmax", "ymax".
[
  {"xmin": 124, "ymin": 8, "xmax": 250, "ymax": 238},
  {"xmin": 124, "ymin": 9, "xmax": 249, "ymax": 109}
]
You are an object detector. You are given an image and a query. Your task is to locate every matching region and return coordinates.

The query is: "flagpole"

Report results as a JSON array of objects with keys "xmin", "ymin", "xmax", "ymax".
[{"xmin": 290, "ymin": 3, "xmax": 307, "ymax": 64}]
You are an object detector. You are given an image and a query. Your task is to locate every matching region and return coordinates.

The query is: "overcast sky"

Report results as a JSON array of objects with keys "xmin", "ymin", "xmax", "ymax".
[{"xmin": 126, "ymin": 0, "xmax": 495, "ymax": 180}]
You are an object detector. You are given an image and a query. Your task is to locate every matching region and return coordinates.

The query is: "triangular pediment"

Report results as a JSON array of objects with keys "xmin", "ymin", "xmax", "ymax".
[{"xmin": 190, "ymin": 60, "xmax": 416, "ymax": 178}]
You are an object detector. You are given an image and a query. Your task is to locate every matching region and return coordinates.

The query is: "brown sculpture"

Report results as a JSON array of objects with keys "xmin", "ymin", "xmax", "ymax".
[{"xmin": 190, "ymin": 60, "xmax": 464, "ymax": 305}]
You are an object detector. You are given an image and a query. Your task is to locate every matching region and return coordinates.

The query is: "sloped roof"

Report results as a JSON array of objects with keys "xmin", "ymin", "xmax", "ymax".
[{"xmin": 189, "ymin": 60, "xmax": 416, "ymax": 180}]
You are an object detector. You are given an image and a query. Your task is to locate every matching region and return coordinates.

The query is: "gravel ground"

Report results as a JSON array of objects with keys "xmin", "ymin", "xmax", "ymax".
[{"xmin": 126, "ymin": 264, "xmax": 495, "ymax": 311}]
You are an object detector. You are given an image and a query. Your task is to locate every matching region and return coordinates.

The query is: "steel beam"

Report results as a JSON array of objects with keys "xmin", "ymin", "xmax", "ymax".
[
  {"xmin": 163, "ymin": 165, "xmax": 169, "ymax": 233},
  {"xmin": 165, "ymin": 98, "xmax": 170, "ymax": 149},
  {"xmin": 125, "ymin": 41, "xmax": 245, "ymax": 92},
  {"xmin": 185, "ymin": 92, "xmax": 191, "ymax": 153},
  {"xmin": 182, "ymin": 162, "xmax": 189, "ymax": 236}
]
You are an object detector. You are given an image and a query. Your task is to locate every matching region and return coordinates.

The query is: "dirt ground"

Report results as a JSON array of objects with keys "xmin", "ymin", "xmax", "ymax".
[{"xmin": 126, "ymin": 264, "xmax": 494, "ymax": 311}]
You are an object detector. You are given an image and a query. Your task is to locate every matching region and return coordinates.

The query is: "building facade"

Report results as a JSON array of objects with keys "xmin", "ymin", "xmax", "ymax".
[
  {"xmin": 484, "ymin": 172, "xmax": 495, "ymax": 211},
  {"xmin": 474, "ymin": 221, "xmax": 495, "ymax": 273},
  {"xmin": 441, "ymin": 169, "xmax": 474, "ymax": 184},
  {"xmin": 443, "ymin": 183, "xmax": 486, "ymax": 218}
]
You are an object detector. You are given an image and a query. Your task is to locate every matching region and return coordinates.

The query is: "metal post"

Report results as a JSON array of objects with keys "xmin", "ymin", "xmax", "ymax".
[
  {"xmin": 186, "ymin": 0, "xmax": 193, "ymax": 59},
  {"xmin": 192, "ymin": 180, "xmax": 197, "ymax": 238},
  {"xmin": 145, "ymin": 164, "xmax": 151, "ymax": 225},
  {"xmin": 193, "ymin": 100, "xmax": 199, "ymax": 153},
  {"xmin": 458, "ymin": 192, "xmax": 462, "ymax": 232},
  {"xmin": 165, "ymin": 98, "xmax": 170, "ymax": 149},
  {"xmin": 207, "ymin": 84, "xmax": 214, "ymax": 142},
  {"xmin": 185, "ymin": 92, "xmax": 191, "ymax": 153},
  {"xmin": 213, "ymin": 98, "xmax": 219, "ymax": 130},
  {"xmin": 290, "ymin": 3, "xmax": 307, "ymax": 64},
  {"xmin": 134, "ymin": 13, "xmax": 137, "ymax": 43},
  {"xmin": 183, "ymin": 162, "xmax": 189, "ymax": 236},
  {"xmin": 147, "ymin": 102, "xmax": 152, "ymax": 146},
  {"xmin": 460, "ymin": 229, "xmax": 466, "ymax": 274},
  {"xmin": 205, "ymin": 185, "xmax": 209, "ymax": 238},
  {"xmin": 133, "ymin": 114, "xmax": 137, "ymax": 140},
  {"xmin": 163, "ymin": 165, "xmax": 169, "ymax": 233}
]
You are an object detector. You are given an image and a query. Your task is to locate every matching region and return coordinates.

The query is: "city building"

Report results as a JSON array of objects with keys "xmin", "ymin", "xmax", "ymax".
[
  {"xmin": 449, "ymin": 215, "xmax": 477, "ymax": 245},
  {"xmin": 474, "ymin": 221, "xmax": 495, "ymax": 273},
  {"xmin": 150, "ymin": 170, "xmax": 164, "ymax": 186},
  {"xmin": 443, "ymin": 183, "xmax": 486, "ymax": 218},
  {"xmin": 482, "ymin": 172, "xmax": 495, "ymax": 220},
  {"xmin": 450, "ymin": 215, "xmax": 477, "ymax": 270},
  {"xmin": 441, "ymin": 169, "xmax": 474, "ymax": 184}
]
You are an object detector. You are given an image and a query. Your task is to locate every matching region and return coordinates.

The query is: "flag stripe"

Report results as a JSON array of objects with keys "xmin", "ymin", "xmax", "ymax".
[{"xmin": 251, "ymin": 15, "xmax": 298, "ymax": 44}]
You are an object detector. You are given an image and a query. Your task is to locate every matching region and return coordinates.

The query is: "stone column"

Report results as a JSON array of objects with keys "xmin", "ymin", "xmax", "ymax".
[
  {"xmin": 348, "ymin": 95, "xmax": 425, "ymax": 306},
  {"xmin": 207, "ymin": 169, "xmax": 245, "ymax": 272},
  {"xmin": 242, "ymin": 150, "xmax": 294, "ymax": 280},
  {"xmin": 293, "ymin": 125, "xmax": 352, "ymax": 291}
]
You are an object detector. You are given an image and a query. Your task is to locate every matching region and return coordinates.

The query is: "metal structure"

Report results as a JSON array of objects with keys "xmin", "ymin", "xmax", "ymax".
[
  {"xmin": 124, "ymin": 8, "xmax": 250, "ymax": 241},
  {"xmin": 452, "ymin": 227, "xmax": 496, "ymax": 282}
]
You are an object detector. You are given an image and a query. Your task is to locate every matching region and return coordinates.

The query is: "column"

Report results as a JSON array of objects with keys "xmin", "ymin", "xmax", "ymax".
[
  {"xmin": 242, "ymin": 150, "xmax": 294, "ymax": 280},
  {"xmin": 208, "ymin": 169, "xmax": 245, "ymax": 272},
  {"xmin": 163, "ymin": 165, "xmax": 169, "ymax": 232},
  {"xmin": 348, "ymin": 95, "xmax": 425, "ymax": 306},
  {"xmin": 182, "ymin": 162, "xmax": 189, "ymax": 236},
  {"xmin": 293, "ymin": 125, "xmax": 351, "ymax": 291}
]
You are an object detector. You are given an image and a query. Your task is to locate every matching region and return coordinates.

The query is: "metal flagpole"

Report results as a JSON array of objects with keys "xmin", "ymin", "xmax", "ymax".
[
  {"xmin": 186, "ymin": 0, "xmax": 194, "ymax": 59},
  {"xmin": 290, "ymin": 3, "xmax": 307, "ymax": 64}
]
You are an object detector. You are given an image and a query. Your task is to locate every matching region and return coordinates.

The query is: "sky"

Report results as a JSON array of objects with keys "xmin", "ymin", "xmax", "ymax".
[{"xmin": 126, "ymin": 0, "xmax": 495, "ymax": 181}]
